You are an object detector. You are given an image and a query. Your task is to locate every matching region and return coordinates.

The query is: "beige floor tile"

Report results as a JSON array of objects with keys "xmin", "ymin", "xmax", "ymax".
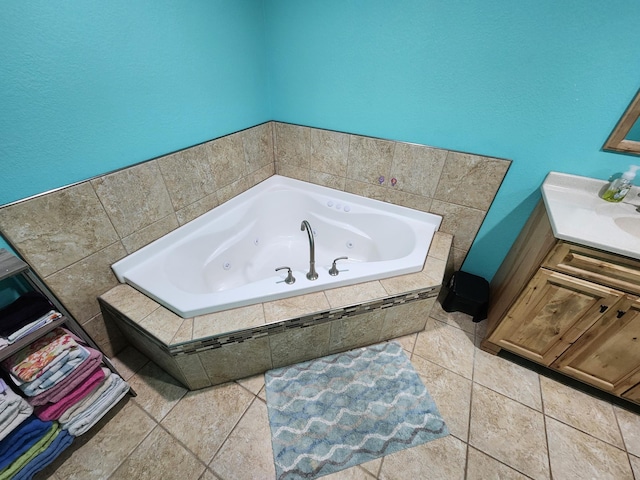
[
  {"xmin": 546, "ymin": 416, "xmax": 633, "ymax": 480},
  {"xmin": 359, "ymin": 458, "xmax": 383, "ymax": 478},
  {"xmin": 413, "ymin": 318, "xmax": 475, "ymax": 379},
  {"xmin": 393, "ymin": 333, "xmax": 417, "ymax": 355},
  {"xmin": 110, "ymin": 426, "xmax": 206, "ymax": 480},
  {"xmin": 614, "ymin": 406, "xmax": 640, "ymax": 457},
  {"xmin": 629, "ymin": 455, "xmax": 640, "ymax": 478},
  {"xmin": 110, "ymin": 346, "xmax": 149, "ymax": 381},
  {"xmin": 378, "ymin": 435, "xmax": 467, "ymax": 480},
  {"xmin": 210, "ymin": 399, "xmax": 275, "ymax": 479},
  {"xmin": 161, "ymin": 382, "xmax": 254, "ymax": 464},
  {"xmin": 236, "ymin": 373, "xmax": 265, "ymax": 396},
  {"xmin": 466, "ymin": 447, "xmax": 530, "ymax": 479},
  {"xmin": 199, "ymin": 469, "xmax": 220, "ymax": 479},
  {"xmin": 474, "ymin": 345, "xmax": 542, "ymax": 411},
  {"xmin": 411, "ymin": 354, "xmax": 472, "ymax": 441},
  {"xmin": 469, "ymin": 384, "xmax": 549, "ymax": 480},
  {"xmin": 322, "ymin": 465, "xmax": 377, "ymax": 479},
  {"xmin": 430, "ymin": 296, "xmax": 476, "ymax": 334},
  {"xmin": 46, "ymin": 400, "xmax": 155, "ymax": 480},
  {"xmin": 540, "ymin": 376, "xmax": 623, "ymax": 448},
  {"xmin": 128, "ymin": 361, "xmax": 188, "ymax": 421}
]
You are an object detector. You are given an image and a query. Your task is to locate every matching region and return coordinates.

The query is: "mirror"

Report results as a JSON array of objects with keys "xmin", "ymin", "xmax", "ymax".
[{"xmin": 603, "ymin": 88, "xmax": 640, "ymax": 155}]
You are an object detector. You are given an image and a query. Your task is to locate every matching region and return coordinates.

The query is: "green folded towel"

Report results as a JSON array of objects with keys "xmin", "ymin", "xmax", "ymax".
[{"xmin": 0, "ymin": 422, "xmax": 60, "ymax": 479}]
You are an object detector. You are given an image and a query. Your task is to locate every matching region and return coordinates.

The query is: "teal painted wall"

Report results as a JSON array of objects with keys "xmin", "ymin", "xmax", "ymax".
[
  {"xmin": 2, "ymin": 0, "xmax": 640, "ymax": 281},
  {"xmin": 0, "ymin": 1, "xmax": 269, "ymax": 205},
  {"xmin": 265, "ymin": 0, "xmax": 640, "ymax": 280}
]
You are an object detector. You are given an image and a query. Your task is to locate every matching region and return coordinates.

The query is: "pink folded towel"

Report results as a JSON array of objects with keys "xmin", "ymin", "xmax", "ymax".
[
  {"xmin": 28, "ymin": 347, "xmax": 102, "ymax": 406},
  {"xmin": 34, "ymin": 366, "xmax": 107, "ymax": 421}
]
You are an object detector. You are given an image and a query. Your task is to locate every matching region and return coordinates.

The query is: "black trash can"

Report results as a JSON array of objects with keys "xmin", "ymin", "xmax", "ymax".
[{"xmin": 441, "ymin": 271, "xmax": 489, "ymax": 323}]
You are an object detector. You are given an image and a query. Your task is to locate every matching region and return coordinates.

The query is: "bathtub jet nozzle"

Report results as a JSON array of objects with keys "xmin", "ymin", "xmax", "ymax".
[{"xmin": 301, "ymin": 220, "xmax": 318, "ymax": 281}]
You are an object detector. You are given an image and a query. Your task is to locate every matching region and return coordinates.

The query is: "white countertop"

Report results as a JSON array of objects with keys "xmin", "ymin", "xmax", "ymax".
[{"xmin": 541, "ymin": 172, "xmax": 640, "ymax": 260}]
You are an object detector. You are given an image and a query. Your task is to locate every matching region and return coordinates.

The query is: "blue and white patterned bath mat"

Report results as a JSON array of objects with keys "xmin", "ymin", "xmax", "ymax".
[{"xmin": 265, "ymin": 341, "xmax": 449, "ymax": 479}]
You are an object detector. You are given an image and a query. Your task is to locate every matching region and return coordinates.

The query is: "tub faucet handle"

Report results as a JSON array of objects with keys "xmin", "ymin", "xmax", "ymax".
[
  {"xmin": 275, "ymin": 266, "xmax": 296, "ymax": 285},
  {"xmin": 329, "ymin": 256, "xmax": 349, "ymax": 276}
]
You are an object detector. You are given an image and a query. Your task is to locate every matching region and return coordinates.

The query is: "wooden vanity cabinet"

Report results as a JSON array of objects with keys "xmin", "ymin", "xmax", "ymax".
[{"xmin": 482, "ymin": 199, "xmax": 640, "ymax": 404}]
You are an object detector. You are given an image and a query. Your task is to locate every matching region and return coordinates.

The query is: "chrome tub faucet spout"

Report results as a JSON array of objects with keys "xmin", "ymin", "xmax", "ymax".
[{"xmin": 300, "ymin": 220, "xmax": 318, "ymax": 280}]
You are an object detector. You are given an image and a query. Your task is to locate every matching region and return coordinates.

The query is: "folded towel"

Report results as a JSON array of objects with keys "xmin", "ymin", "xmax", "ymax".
[
  {"xmin": 0, "ymin": 292, "xmax": 52, "ymax": 337},
  {"xmin": 0, "ymin": 422, "xmax": 59, "ymax": 480},
  {"xmin": 3, "ymin": 328, "xmax": 78, "ymax": 383},
  {"xmin": 12, "ymin": 428, "xmax": 73, "ymax": 480},
  {"xmin": 0, "ymin": 387, "xmax": 33, "ymax": 442},
  {"xmin": 18, "ymin": 345, "xmax": 90, "ymax": 397},
  {"xmin": 0, "ymin": 416, "xmax": 52, "ymax": 470},
  {"xmin": 57, "ymin": 368, "xmax": 111, "ymax": 424},
  {"xmin": 64, "ymin": 374, "xmax": 129, "ymax": 436},
  {"xmin": 35, "ymin": 366, "xmax": 107, "ymax": 421},
  {"xmin": 7, "ymin": 311, "xmax": 61, "ymax": 344},
  {"xmin": 28, "ymin": 347, "xmax": 102, "ymax": 406}
]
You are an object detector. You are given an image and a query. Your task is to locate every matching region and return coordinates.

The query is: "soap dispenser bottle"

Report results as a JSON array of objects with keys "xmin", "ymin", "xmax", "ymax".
[{"xmin": 602, "ymin": 165, "xmax": 640, "ymax": 202}]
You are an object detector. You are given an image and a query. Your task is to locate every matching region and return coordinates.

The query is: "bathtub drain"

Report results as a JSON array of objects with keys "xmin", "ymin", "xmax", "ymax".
[{"xmin": 223, "ymin": 262, "xmax": 232, "ymax": 270}]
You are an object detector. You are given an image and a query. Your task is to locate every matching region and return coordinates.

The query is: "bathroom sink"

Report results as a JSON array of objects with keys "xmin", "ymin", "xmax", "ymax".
[
  {"xmin": 542, "ymin": 172, "xmax": 640, "ymax": 260},
  {"xmin": 614, "ymin": 216, "xmax": 640, "ymax": 238}
]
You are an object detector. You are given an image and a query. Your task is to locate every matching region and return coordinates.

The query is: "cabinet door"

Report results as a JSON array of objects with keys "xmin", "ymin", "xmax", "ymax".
[
  {"xmin": 487, "ymin": 269, "xmax": 623, "ymax": 366},
  {"xmin": 552, "ymin": 296, "xmax": 640, "ymax": 394},
  {"xmin": 622, "ymin": 383, "xmax": 640, "ymax": 404}
]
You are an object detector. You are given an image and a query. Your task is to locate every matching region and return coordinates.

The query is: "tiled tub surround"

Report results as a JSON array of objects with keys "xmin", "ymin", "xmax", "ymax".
[
  {"xmin": 98, "ymin": 232, "xmax": 452, "ymax": 390},
  {"xmin": 0, "ymin": 121, "xmax": 510, "ymax": 358}
]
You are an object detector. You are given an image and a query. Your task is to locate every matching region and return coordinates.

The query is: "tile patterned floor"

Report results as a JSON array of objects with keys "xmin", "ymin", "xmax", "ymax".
[{"xmin": 37, "ymin": 300, "xmax": 640, "ymax": 479}]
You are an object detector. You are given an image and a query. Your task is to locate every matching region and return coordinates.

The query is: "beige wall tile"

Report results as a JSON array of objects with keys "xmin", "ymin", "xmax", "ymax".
[
  {"xmin": 380, "ymin": 298, "xmax": 434, "ymax": 339},
  {"xmin": 243, "ymin": 122, "xmax": 275, "ymax": 173},
  {"xmin": 380, "ymin": 271, "xmax": 438, "ymax": 296},
  {"xmin": 174, "ymin": 352, "xmax": 212, "ymax": 390},
  {"xmin": 275, "ymin": 123, "xmax": 310, "ymax": 168},
  {"xmin": 170, "ymin": 319, "xmax": 193, "ymax": 345},
  {"xmin": 309, "ymin": 128, "xmax": 350, "ymax": 177},
  {"xmin": 193, "ymin": 304, "xmax": 265, "ymax": 340},
  {"xmin": 346, "ymin": 135, "xmax": 395, "ymax": 187},
  {"xmin": 345, "ymin": 180, "xmax": 432, "ymax": 212},
  {"xmin": 207, "ymin": 132, "xmax": 247, "ymax": 188},
  {"xmin": 138, "ymin": 306, "xmax": 186, "ymax": 345},
  {"xmin": 175, "ymin": 192, "xmax": 219, "ymax": 225},
  {"xmin": 91, "ymin": 161, "xmax": 174, "ymax": 238},
  {"xmin": 198, "ymin": 337, "xmax": 272, "ymax": 385},
  {"xmin": 434, "ymin": 151, "xmax": 510, "ymax": 210},
  {"xmin": 157, "ymin": 143, "xmax": 218, "ymax": 210},
  {"xmin": 428, "ymin": 232, "xmax": 453, "ymax": 262},
  {"xmin": 309, "ymin": 170, "xmax": 347, "ymax": 191},
  {"xmin": 269, "ymin": 323, "xmax": 331, "ymax": 368},
  {"xmin": 215, "ymin": 174, "xmax": 254, "ymax": 204},
  {"xmin": 430, "ymin": 200, "xmax": 485, "ymax": 251},
  {"xmin": 120, "ymin": 213, "xmax": 179, "ymax": 254},
  {"xmin": 46, "ymin": 241, "xmax": 127, "ymax": 323},
  {"xmin": 329, "ymin": 310, "xmax": 386, "ymax": 353},
  {"xmin": 324, "ymin": 281, "xmax": 387, "ymax": 309},
  {"xmin": 263, "ymin": 291, "xmax": 330, "ymax": 323},
  {"xmin": 0, "ymin": 182, "xmax": 118, "ymax": 277},
  {"xmin": 275, "ymin": 162, "xmax": 310, "ymax": 181},
  {"xmin": 110, "ymin": 346, "xmax": 149, "ymax": 381},
  {"xmin": 99, "ymin": 284, "xmax": 160, "ymax": 324},
  {"xmin": 390, "ymin": 142, "xmax": 446, "ymax": 197}
]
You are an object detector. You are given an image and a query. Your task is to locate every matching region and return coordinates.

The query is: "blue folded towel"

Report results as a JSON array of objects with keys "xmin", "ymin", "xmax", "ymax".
[
  {"xmin": 0, "ymin": 415, "xmax": 52, "ymax": 470},
  {"xmin": 12, "ymin": 429, "xmax": 73, "ymax": 480}
]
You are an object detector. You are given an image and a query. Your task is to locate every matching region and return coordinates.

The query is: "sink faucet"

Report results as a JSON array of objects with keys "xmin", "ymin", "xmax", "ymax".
[{"xmin": 300, "ymin": 220, "xmax": 318, "ymax": 280}]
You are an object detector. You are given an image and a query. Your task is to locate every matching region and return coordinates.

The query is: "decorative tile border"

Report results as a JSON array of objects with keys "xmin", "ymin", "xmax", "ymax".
[{"xmin": 169, "ymin": 286, "xmax": 438, "ymax": 355}]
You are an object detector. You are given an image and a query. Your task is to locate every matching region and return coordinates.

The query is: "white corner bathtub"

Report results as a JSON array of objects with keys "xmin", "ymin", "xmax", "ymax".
[{"xmin": 111, "ymin": 176, "xmax": 442, "ymax": 318}]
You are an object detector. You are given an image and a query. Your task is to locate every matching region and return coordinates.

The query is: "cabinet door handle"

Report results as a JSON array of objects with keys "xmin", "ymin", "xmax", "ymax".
[
  {"xmin": 599, "ymin": 305, "xmax": 608, "ymax": 313},
  {"xmin": 617, "ymin": 310, "xmax": 626, "ymax": 318}
]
